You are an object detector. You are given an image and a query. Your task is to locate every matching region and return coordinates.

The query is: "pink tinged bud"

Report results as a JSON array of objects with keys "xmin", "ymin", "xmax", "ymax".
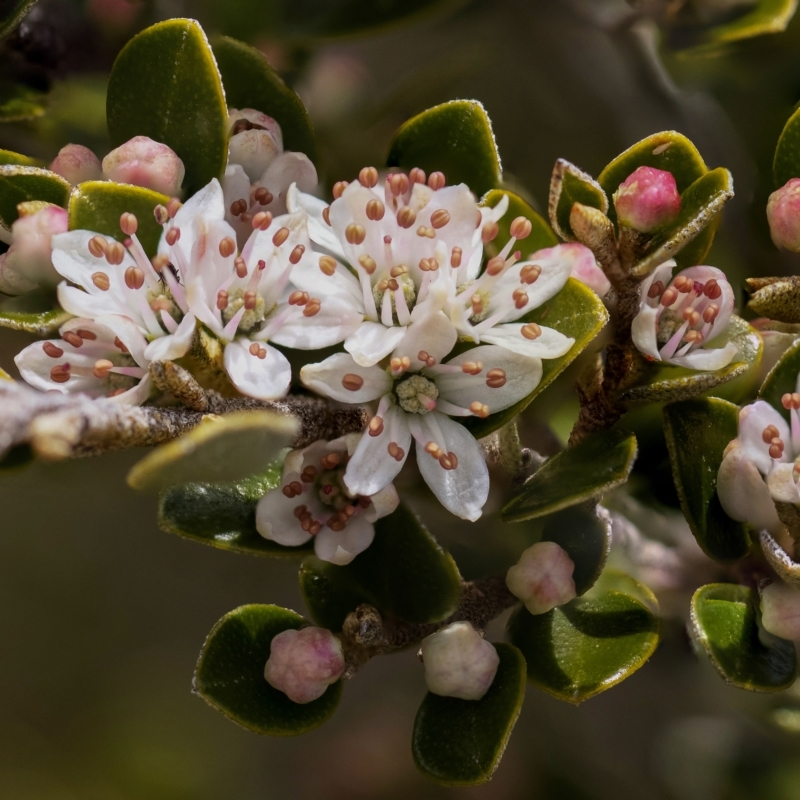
[
  {"xmin": 767, "ymin": 178, "xmax": 800, "ymax": 252},
  {"xmin": 506, "ymin": 541, "xmax": 577, "ymax": 615},
  {"xmin": 421, "ymin": 622, "xmax": 500, "ymax": 701},
  {"xmin": 228, "ymin": 108, "xmax": 283, "ymax": 182},
  {"xmin": 613, "ymin": 166, "xmax": 681, "ymax": 233},
  {"xmin": 264, "ymin": 627, "xmax": 345, "ymax": 704},
  {"xmin": 49, "ymin": 144, "xmax": 103, "ymax": 185},
  {"xmin": 102, "ymin": 136, "xmax": 185, "ymax": 196},
  {"xmin": 761, "ymin": 581, "xmax": 800, "ymax": 641}
]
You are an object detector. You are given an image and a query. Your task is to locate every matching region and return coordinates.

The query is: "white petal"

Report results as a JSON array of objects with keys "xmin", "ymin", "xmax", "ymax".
[
  {"xmin": 344, "ymin": 321, "xmax": 407, "ymax": 367},
  {"xmin": 222, "ymin": 163, "xmax": 253, "ymax": 246},
  {"xmin": 14, "ymin": 338, "xmax": 101, "ymax": 395},
  {"xmin": 738, "ymin": 401, "xmax": 790, "ymax": 474},
  {"xmin": 677, "ymin": 265, "xmax": 735, "ymax": 342},
  {"xmin": 767, "ymin": 463, "xmax": 800, "ymax": 504},
  {"xmin": 257, "ymin": 152, "xmax": 318, "ymax": 215},
  {"xmin": 314, "ymin": 515, "xmax": 375, "ymax": 565},
  {"xmin": 57, "ymin": 282, "xmax": 119, "ymax": 320},
  {"xmin": 365, "ymin": 483, "xmax": 400, "ymax": 522},
  {"xmin": 255, "ymin": 488, "xmax": 313, "ymax": 547},
  {"xmin": 434, "ymin": 345, "xmax": 543, "ymax": 413},
  {"xmin": 94, "ymin": 313, "xmax": 150, "ymax": 367},
  {"xmin": 286, "ymin": 184, "xmax": 346, "ymax": 259},
  {"xmin": 143, "ymin": 313, "xmax": 197, "ymax": 362},
  {"xmin": 111, "ymin": 373, "xmax": 153, "ymax": 405},
  {"xmin": 631, "ymin": 303, "xmax": 661, "ymax": 361},
  {"xmin": 413, "ymin": 411, "xmax": 489, "ymax": 521},
  {"xmin": 666, "ymin": 342, "xmax": 738, "ymax": 371},
  {"xmin": 223, "ymin": 339, "xmax": 291, "ymax": 400},
  {"xmin": 638, "ymin": 260, "xmax": 676, "ymax": 302},
  {"xmin": 344, "ymin": 405, "xmax": 411, "ymax": 496},
  {"xmin": 270, "ymin": 297, "xmax": 362, "ymax": 349},
  {"xmin": 300, "ymin": 352, "xmax": 391, "ymax": 402},
  {"xmin": 392, "ymin": 311, "xmax": 457, "ymax": 371},
  {"xmin": 481, "ymin": 323, "xmax": 574, "ymax": 359},
  {"xmin": 289, "ymin": 250, "xmax": 362, "ymax": 305}
]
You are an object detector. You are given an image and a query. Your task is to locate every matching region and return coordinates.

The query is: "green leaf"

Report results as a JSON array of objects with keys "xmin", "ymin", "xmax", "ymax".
[
  {"xmin": 158, "ymin": 459, "xmax": 312, "ymax": 558},
  {"xmin": 211, "ymin": 36, "xmax": 317, "ymax": 164},
  {"xmin": 759, "ymin": 531, "xmax": 800, "ymax": 588},
  {"xmin": 0, "ymin": 165, "xmax": 69, "ymax": 233},
  {"xmin": 619, "ymin": 316, "xmax": 761, "ymax": 405},
  {"xmin": 68, "ymin": 181, "xmax": 169, "ymax": 257},
  {"xmin": 539, "ymin": 505, "xmax": 611, "ymax": 595},
  {"xmin": 0, "ymin": 0, "xmax": 38, "ymax": 38},
  {"xmin": 586, "ymin": 569, "xmax": 659, "ymax": 614},
  {"xmin": 0, "ymin": 305, "xmax": 70, "ymax": 335},
  {"xmin": 501, "ymin": 429, "xmax": 637, "ymax": 523},
  {"xmin": 632, "ymin": 168, "xmax": 734, "ymax": 276},
  {"xmin": 463, "ymin": 277, "xmax": 609, "ymax": 438},
  {"xmin": 663, "ymin": 398, "xmax": 750, "ymax": 562},
  {"xmin": 774, "ymin": 100, "xmax": 800, "ymax": 187},
  {"xmin": 299, "ymin": 555, "xmax": 370, "ymax": 631},
  {"xmin": 412, "ymin": 643, "xmax": 526, "ymax": 786},
  {"xmin": 690, "ymin": 583, "xmax": 797, "ymax": 692},
  {"xmin": 481, "ymin": 189, "xmax": 558, "ymax": 257},
  {"xmin": 0, "ymin": 444, "xmax": 34, "ymax": 474},
  {"xmin": 127, "ymin": 411, "xmax": 298, "ymax": 492},
  {"xmin": 548, "ymin": 158, "xmax": 608, "ymax": 242},
  {"xmin": 0, "ymin": 148, "xmax": 41, "ymax": 167},
  {"xmin": 386, "ymin": 100, "xmax": 501, "ymax": 198},
  {"xmin": 760, "ymin": 338, "xmax": 800, "ymax": 422},
  {"xmin": 705, "ymin": 0, "xmax": 798, "ymax": 48},
  {"xmin": 194, "ymin": 604, "xmax": 342, "ymax": 735},
  {"xmin": 507, "ymin": 588, "xmax": 659, "ymax": 704},
  {"xmin": 106, "ymin": 19, "xmax": 228, "ymax": 195},
  {"xmin": 0, "ymin": 81, "xmax": 46, "ymax": 122}
]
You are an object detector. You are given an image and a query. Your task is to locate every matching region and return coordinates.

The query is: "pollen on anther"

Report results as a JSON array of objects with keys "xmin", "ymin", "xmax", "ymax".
[
  {"xmin": 254, "ymin": 187, "xmax": 273, "ymax": 206},
  {"xmin": 50, "ymin": 364, "xmax": 71, "ymax": 383},
  {"xmin": 333, "ymin": 181, "xmax": 349, "ymax": 200},
  {"xmin": 509, "ymin": 216, "xmax": 532, "ymax": 240},
  {"xmin": 397, "ymin": 207, "xmax": 416, "ymax": 228},
  {"xmin": 342, "ymin": 373, "xmax": 364, "ymax": 391},
  {"xmin": 660, "ymin": 287, "xmax": 679, "ymax": 307},
  {"xmin": 319, "ymin": 256, "xmax": 337, "ymax": 276},
  {"xmin": 416, "ymin": 226, "xmax": 436, "ymax": 238},
  {"xmin": 88, "ymin": 235, "xmax": 108, "ymax": 258},
  {"xmin": 43, "ymin": 342, "xmax": 64, "ymax": 358},
  {"xmin": 106, "ymin": 242, "xmax": 125, "ymax": 265},
  {"xmin": 390, "ymin": 173, "xmax": 409, "ymax": 197},
  {"xmin": 114, "ymin": 337, "xmax": 128, "ymax": 353},
  {"xmin": 368, "ymin": 416, "xmax": 384, "ymax": 436},
  {"xmin": 470, "ymin": 401, "xmax": 490, "ymax": 418},
  {"xmin": 461, "ymin": 361, "xmax": 482, "ymax": 375},
  {"xmin": 366, "ymin": 199, "xmax": 385, "ymax": 221},
  {"xmin": 358, "ymin": 254, "xmax": 376, "ymax": 274},
  {"xmin": 359, "ymin": 166, "xmax": 379, "ymax": 188},
  {"xmin": 409, "ymin": 167, "xmax": 426, "ymax": 185},
  {"xmin": 303, "ymin": 299, "xmax": 321, "ymax": 317},
  {"xmin": 647, "ymin": 281, "xmax": 665, "ymax": 299},
  {"xmin": 704, "ymin": 279, "xmax": 722, "ymax": 300},
  {"xmin": 244, "ymin": 290, "xmax": 257, "ymax": 310},
  {"xmin": 520, "ymin": 264, "xmax": 541, "ymax": 284},
  {"xmin": 322, "ymin": 206, "xmax": 331, "ymax": 226},
  {"xmin": 252, "ymin": 211, "xmax": 272, "ymax": 230},
  {"xmin": 166, "ymin": 227, "xmax": 181, "ymax": 246},
  {"xmin": 217, "ymin": 290, "xmax": 229, "ymax": 310},
  {"xmin": 387, "ymin": 442, "xmax": 405, "ymax": 461},
  {"xmin": 486, "ymin": 368, "xmax": 506, "ymax": 388},
  {"xmin": 289, "ymin": 244, "xmax": 305, "ymax": 264},
  {"xmin": 431, "ymin": 209, "xmax": 450, "ymax": 229},
  {"xmin": 513, "ymin": 288, "xmax": 529, "ymax": 309},
  {"xmin": 522, "ymin": 322, "xmax": 541, "ymax": 340},
  {"xmin": 486, "ymin": 256, "xmax": 505, "ymax": 276},
  {"xmin": 154, "ymin": 205, "xmax": 169, "ymax": 225},
  {"xmin": 451, "ymin": 247, "xmax": 463, "ymax": 268},
  {"xmin": 124, "ymin": 266, "xmax": 144, "ymax": 290},
  {"xmin": 92, "ymin": 272, "xmax": 110, "ymax": 291},
  {"xmin": 321, "ymin": 452, "xmax": 341, "ymax": 469},
  {"xmin": 167, "ymin": 198, "xmax": 182, "ymax": 218},
  {"xmin": 673, "ymin": 276, "xmax": 693, "ymax": 293},
  {"xmin": 482, "ymin": 221, "xmax": 499, "ymax": 243},
  {"xmin": 428, "ymin": 172, "xmax": 446, "ymax": 190},
  {"xmin": 272, "ymin": 227, "xmax": 290, "ymax": 247},
  {"xmin": 345, "ymin": 223, "xmax": 366, "ymax": 245},
  {"xmin": 93, "ymin": 359, "xmax": 113, "ymax": 379},
  {"xmin": 62, "ymin": 331, "xmax": 82, "ymax": 348}
]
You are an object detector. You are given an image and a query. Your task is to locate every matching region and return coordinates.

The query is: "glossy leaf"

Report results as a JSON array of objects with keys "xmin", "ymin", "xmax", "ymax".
[
  {"xmin": 620, "ymin": 316, "xmax": 761, "ymax": 405},
  {"xmin": 464, "ymin": 277, "xmax": 609, "ymax": 438},
  {"xmin": 540, "ymin": 505, "xmax": 611, "ymax": 595},
  {"xmin": 299, "ymin": 556, "xmax": 372, "ymax": 632},
  {"xmin": 0, "ymin": 148, "xmax": 41, "ymax": 167},
  {"xmin": 759, "ymin": 338, "xmax": 800, "ymax": 422},
  {"xmin": 0, "ymin": 82, "xmax": 46, "ymax": 122},
  {"xmin": 194, "ymin": 604, "xmax": 342, "ymax": 735},
  {"xmin": 759, "ymin": 531, "xmax": 800, "ymax": 588},
  {"xmin": 386, "ymin": 100, "xmax": 501, "ymax": 198},
  {"xmin": 107, "ymin": 19, "xmax": 228, "ymax": 195},
  {"xmin": 548, "ymin": 158, "xmax": 608, "ymax": 242},
  {"xmin": 501, "ymin": 429, "xmax": 637, "ymax": 523},
  {"xmin": 705, "ymin": 0, "xmax": 797, "ymax": 49},
  {"xmin": 158, "ymin": 458, "xmax": 312, "ymax": 558},
  {"xmin": 507, "ymin": 589, "xmax": 659, "ymax": 704},
  {"xmin": 68, "ymin": 181, "xmax": 169, "ymax": 257},
  {"xmin": 663, "ymin": 398, "xmax": 749, "ymax": 562},
  {"xmin": 481, "ymin": 189, "xmax": 558, "ymax": 258},
  {"xmin": 0, "ymin": 0, "xmax": 38, "ymax": 38},
  {"xmin": 0, "ymin": 305, "xmax": 69, "ymax": 335},
  {"xmin": 412, "ymin": 643, "xmax": 526, "ymax": 786},
  {"xmin": 212, "ymin": 36, "xmax": 317, "ymax": 163},
  {"xmin": 632, "ymin": 168, "xmax": 733, "ymax": 276},
  {"xmin": 0, "ymin": 165, "xmax": 69, "ymax": 233},
  {"xmin": 775, "ymin": 101, "xmax": 800, "ymax": 187},
  {"xmin": 690, "ymin": 583, "xmax": 797, "ymax": 692},
  {"xmin": 127, "ymin": 411, "xmax": 298, "ymax": 492},
  {"xmin": 586, "ymin": 569, "xmax": 659, "ymax": 614}
]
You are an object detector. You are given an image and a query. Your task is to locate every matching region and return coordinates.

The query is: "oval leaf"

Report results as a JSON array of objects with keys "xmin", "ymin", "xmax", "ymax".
[
  {"xmin": 412, "ymin": 643, "xmax": 526, "ymax": 786},
  {"xmin": 194, "ymin": 604, "xmax": 342, "ymax": 735},
  {"xmin": 0, "ymin": 0, "xmax": 38, "ymax": 38},
  {"xmin": 690, "ymin": 583, "xmax": 797, "ymax": 692},
  {"xmin": 212, "ymin": 36, "xmax": 317, "ymax": 164},
  {"xmin": 663, "ymin": 397, "xmax": 750, "ymax": 562},
  {"xmin": 548, "ymin": 158, "xmax": 608, "ymax": 242},
  {"xmin": 775, "ymin": 100, "xmax": 800, "ymax": 187},
  {"xmin": 464, "ymin": 277, "xmax": 609, "ymax": 438},
  {"xmin": 0, "ymin": 82, "xmax": 46, "ymax": 122},
  {"xmin": 507, "ymin": 589, "xmax": 659, "ymax": 704},
  {"xmin": 299, "ymin": 555, "xmax": 371, "ymax": 631},
  {"xmin": 759, "ymin": 337, "xmax": 800, "ymax": 422},
  {"xmin": 481, "ymin": 189, "xmax": 557, "ymax": 256},
  {"xmin": 760, "ymin": 531, "xmax": 800, "ymax": 588},
  {"xmin": 158, "ymin": 459, "xmax": 312, "ymax": 558},
  {"xmin": 704, "ymin": 0, "xmax": 797, "ymax": 48},
  {"xmin": 501, "ymin": 429, "xmax": 637, "ymax": 523},
  {"xmin": 0, "ymin": 165, "xmax": 70, "ymax": 232},
  {"xmin": 586, "ymin": 569, "xmax": 659, "ymax": 614},
  {"xmin": 0, "ymin": 148, "xmax": 41, "ymax": 168},
  {"xmin": 107, "ymin": 18, "xmax": 228, "ymax": 195},
  {"xmin": 632, "ymin": 168, "xmax": 733, "ymax": 276},
  {"xmin": 127, "ymin": 411, "xmax": 299, "ymax": 492},
  {"xmin": 386, "ymin": 100, "xmax": 501, "ymax": 198},
  {"xmin": 68, "ymin": 181, "xmax": 169, "ymax": 257},
  {"xmin": 0, "ymin": 306, "xmax": 70, "ymax": 335}
]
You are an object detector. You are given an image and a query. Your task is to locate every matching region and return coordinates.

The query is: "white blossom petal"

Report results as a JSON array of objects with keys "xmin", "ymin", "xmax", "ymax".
[
  {"xmin": 255, "ymin": 488, "xmax": 313, "ymax": 547},
  {"xmin": 365, "ymin": 483, "xmax": 400, "ymax": 523},
  {"xmin": 392, "ymin": 311, "xmax": 457, "ymax": 371},
  {"xmin": 314, "ymin": 514, "xmax": 375, "ymax": 565},
  {"xmin": 767, "ymin": 463, "xmax": 800, "ymax": 504},
  {"xmin": 480, "ymin": 323, "xmax": 574, "ymax": 359},
  {"xmin": 143, "ymin": 312, "xmax": 197, "ymax": 362},
  {"xmin": 300, "ymin": 352, "xmax": 391, "ymax": 403},
  {"xmin": 630, "ymin": 303, "xmax": 661, "ymax": 361},
  {"xmin": 223, "ymin": 339, "xmax": 291, "ymax": 400},
  {"xmin": 257, "ymin": 152, "xmax": 318, "ymax": 215},
  {"xmin": 93, "ymin": 313, "xmax": 150, "ymax": 367},
  {"xmin": 738, "ymin": 401, "xmax": 790, "ymax": 474},
  {"xmin": 344, "ymin": 321, "xmax": 407, "ymax": 367},
  {"xmin": 666, "ymin": 342, "xmax": 738, "ymax": 370},
  {"xmin": 287, "ymin": 184, "xmax": 346, "ymax": 259},
  {"xmin": 270, "ymin": 297, "xmax": 362, "ymax": 350}
]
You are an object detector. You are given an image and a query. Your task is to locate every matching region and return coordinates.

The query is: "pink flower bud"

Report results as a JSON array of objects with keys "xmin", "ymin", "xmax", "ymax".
[
  {"xmin": 49, "ymin": 144, "xmax": 103, "ymax": 185},
  {"xmin": 506, "ymin": 541, "xmax": 577, "ymax": 615},
  {"xmin": 613, "ymin": 166, "xmax": 681, "ymax": 233},
  {"xmin": 421, "ymin": 622, "xmax": 499, "ymax": 701},
  {"xmin": 761, "ymin": 581, "xmax": 800, "ymax": 641},
  {"xmin": 102, "ymin": 136, "xmax": 185, "ymax": 196},
  {"xmin": 767, "ymin": 178, "xmax": 800, "ymax": 252},
  {"xmin": 264, "ymin": 626, "xmax": 345, "ymax": 704},
  {"xmin": 228, "ymin": 108, "xmax": 283, "ymax": 182}
]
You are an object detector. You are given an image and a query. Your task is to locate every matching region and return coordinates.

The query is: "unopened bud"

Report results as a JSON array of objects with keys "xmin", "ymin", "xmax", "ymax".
[
  {"xmin": 420, "ymin": 622, "xmax": 499, "ymax": 701},
  {"xmin": 767, "ymin": 178, "xmax": 800, "ymax": 252},
  {"xmin": 506, "ymin": 541, "xmax": 576, "ymax": 615},
  {"xmin": 761, "ymin": 581, "xmax": 800, "ymax": 641},
  {"xmin": 264, "ymin": 627, "xmax": 345, "ymax": 704},
  {"xmin": 49, "ymin": 144, "xmax": 103, "ymax": 184},
  {"xmin": 613, "ymin": 166, "xmax": 681, "ymax": 233},
  {"xmin": 102, "ymin": 136, "xmax": 185, "ymax": 196}
]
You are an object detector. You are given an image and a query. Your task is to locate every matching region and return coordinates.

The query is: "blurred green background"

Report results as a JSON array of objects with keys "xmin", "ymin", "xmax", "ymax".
[{"xmin": 4, "ymin": 0, "xmax": 800, "ymax": 797}]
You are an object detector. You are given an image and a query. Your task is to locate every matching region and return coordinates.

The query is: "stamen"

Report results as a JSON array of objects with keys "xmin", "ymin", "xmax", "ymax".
[
  {"xmin": 684, "ymin": 330, "xmax": 704, "ymax": 345},
  {"xmin": 390, "ymin": 264, "xmax": 408, "ymax": 278},
  {"xmin": 390, "ymin": 356, "xmax": 411, "ymax": 376},
  {"xmin": 431, "ymin": 209, "xmax": 450, "ymax": 229},
  {"xmin": 359, "ymin": 166, "xmax": 379, "ymax": 188},
  {"xmin": 461, "ymin": 361, "xmax": 482, "ymax": 375},
  {"xmin": 482, "ymin": 222, "xmax": 499, "ymax": 243},
  {"xmin": 88, "ymin": 235, "xmax": 108, "ymax": 258},
  {"xmin": 345, "ymin": 224, "xmax": 366, "ymax": 245},
  {"xmin": 366, "ymin": 199, "xmax": 385, "ymax": 221},
  {"xmin": 289, "ymin": 245, "xmax": 305, "ymax": 264},
  {"xmin": 770, "ymin": 438, "xmax": 785, "ymax": 459},
  {"xmin": 428, "ymin": 172, "xmax": 446, "ymax": 190},
  {"xmin": 342, "ymin": 373, "xmax": 364, "ymax": 391},
  {"xmin": 509, "ymin": 217, "xmax": 532, "ymax": 239},
  {"xmin": 234, "ymin": 257, "xmax": 248, "ymax": 279},
  {"xmin": 682, "ymin": 308, "xmax": 701, "ymax": 327},
  {"xmin": 167, "ymin": 198, "xmax": 182, "ymax": 218},
  {"xmin": 166, "ymin": 228, "xmax": 181, "ymax": 246},
  {"xmin": 409, "ymin": 167, "xmax": 426, "ymax": 185},
  {"xmin": 520, "ymin": 264, "xmax": 541, "ymax": 284},
  {"xmin": 418, "ymin": 350, "xmax": 436, "ymax": 367},
  {"xmin": 763, "ymin": 424, "xmax": 781, "ymax": 443},
  {"xmin": 301, "ymin": 466, "xmax": 317, "ymax": 483},
  {"xmin": 387, "ymin": 442, "xmax": 405, "ymax": 461},
  {"xmin": 321, "ymin": 452, "xmax": 341, "ymax": 469},
  {"xmin": 50, "ymin": 364, "xmax": 70, "ymax": 383},
  {"xmin": 153, "ymin": 205, "xmax": 169, "ymax": 225},
  {"xmin": 673, "ymin": 276, "xmax": 693, "ymax": 293},
  {"xmin": 419, "ymin": 257, "xmax": 438, "ymax": 272},
  {"xmin": 471, "ymin": 294, "xmax": 483, "ymax": 315},
  {"xmin": 390, "ymin": 173, "xmax": 409, "ymax": 196},
  {"xmin": 282, "ymin": 481, "xmax": 303, "ymax": 498},
  {"xmin": 244, "ymin": 291, "xmax": 257, "ymax": 310},
  {"xmin": 76, "ymin": 329, "xmax": 96, "ymax": 340},
  {"xmin": 252, "ymin": 211, "xmax": 272, "ymax": 230},
  {"xmin": 358, "ymin": 254, "xmax": 376, "ymax": 274},
  {"xmin": 702, "ymin": 304, "xmax": 719, "ymax": 324},
  {"xmin": 272, "ymin": 227, "xmax": 290, "ymax": 247},
  {"xmin": 416, "ymin": 226, "xmax": 436, "ymax": 238},
  {"xmin": 333, "ymin": 181, "xmax": 349, "ymax": 199},
  {"xmin": 106, "ymin": 242, "xmax": 125, "ymax": 265},
  {"xmin": 368, "ymin": 416, "xmax": 384, "ymax": 436},
  {"xmin": 470, "ymin": 401, "xmax": 490, "ymax": 418},
  {"xmin": 647, "ymin": 281, "xmax": 665, "ymax": 299},
  {"xmin": 451, "ymin": 247, "xmax": 462, "ymax": 268},
  {"xmin": 486, "ymin": 368, "xmax": 507, "ymax": 388},
  {"xmin": 114, "ymin": 337, "xmax": 128, "ymax": 353},
  {"xmin": 217, "ymin": 290, "xmax": 229, "ymax": 310},
  {"xmin": 93, "ymin": 359, "xmax": 113, "ymax": 379},
  {"xmin": 229, "ymin": 199, "xmax": 247, "ymax": 217},
  {"xmin": 43, "ymin": 342, "xmax": 64, "ymax": 358},
  {"xmin": 660, "ymin": 287, "xmax": 678, "ymax": 307},
  {"xmin": 397, "ymin": 207, "xmax": 416, "ymax": 228},
  {"xmin": 319, "ymin": 256, "xmax": 337, "ymax": 276},
  {"xmin": 124, "ymin": 266, "xmax": 144, "ymax": 290},
  {"xmin": 322, "ymin": 207, "xmax": 331, "ymax": 226},
  {"xmin": 439, "ymin": 452, "xmax": 458, "ymax": 470},
  {"xmin": 781, "ymin": 393, "xmax": 800, "ymax": 410},
  {"xmin": 254, "ymin": 187, "xmax": 273, "ymax": 205},
  {"xmin": 62, "ymin": 331, "xmax": 82, "ymax": 348},
  {"xmin": 151, "ymin": 254, "xmax": 169, "ymax": 273},
  {"xmin": 522, "ymin": 323, "xmax": 542, "ymax": 340},
  {"xmin": 303, "ymin": 299, "xmax": 321, "ymax": 317},
  {"xmin": 425, "ymin": 441, "xmax": 442, "ymax": 458},
  {"xmin": 513, "ymin": 288, "xmax": 529, "ymax": 309},
  {"xmin": 704, "ymin": 279, "xmax": 722, "ymax": 299},
  {"xmin": 486, "ymin": 256, "xmax": 505, "ymax": 276}
]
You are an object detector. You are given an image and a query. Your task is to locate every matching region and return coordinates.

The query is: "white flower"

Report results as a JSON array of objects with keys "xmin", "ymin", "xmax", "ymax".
[
  {"xmin": 716, "ymin": 397, "xmax": 800, "ymax": 535},
  {"xmin": 255, "ymin": 435, "xmax": 399, "ymax": 565},
  {"xmin": 223, "ymin": 108, "xmax": 318, "ymax": 246},
  {"xmin": 288, "ymin": 168, "xmax": 581, "ymax": 368},
  {"xmin": 14, "ymin": 315, "xmax": 153, "ymax": 403},
  {"xmin": 631, "ymin": 262, "xmax": 737, "ymax": 370},
  {"xmin": 421, "ymin": 621, "xmax": 499, "ymax": 701},
  {"xmin": 300, "ymin": 341, "xmax": 543, "ymax": 520},
  {"xmin": 175, "ymin": 181, "xmax": 360, "ymax": 400}
]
